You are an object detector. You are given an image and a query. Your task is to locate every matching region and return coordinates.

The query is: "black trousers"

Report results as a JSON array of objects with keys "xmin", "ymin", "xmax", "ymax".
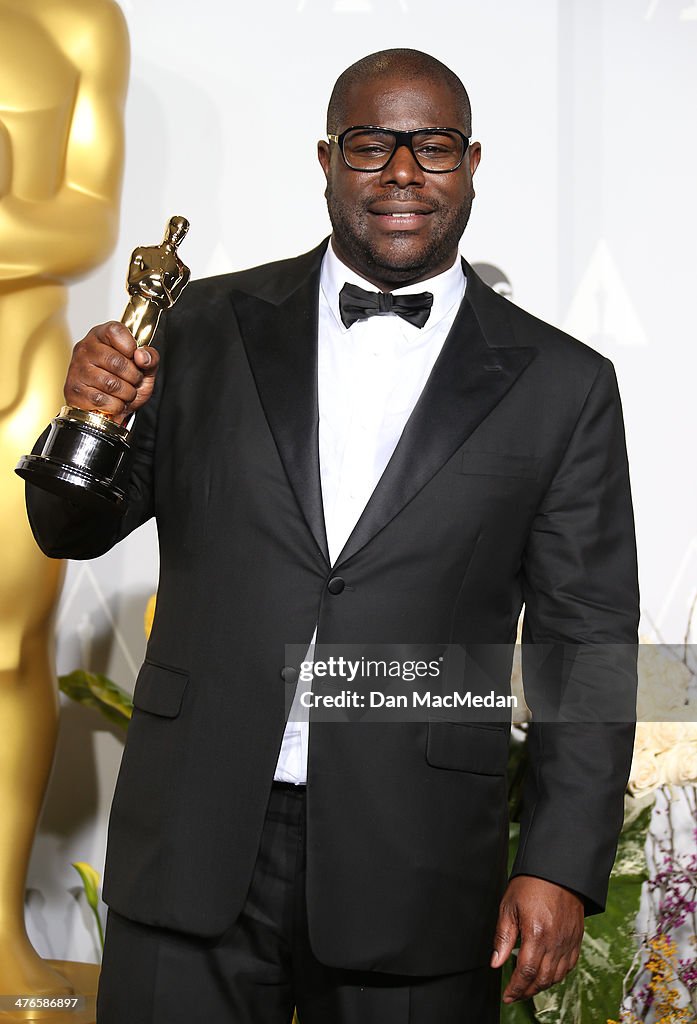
[{"xmin": 96, "ymin": 783, "xmax": 501, "ymax": 1023}]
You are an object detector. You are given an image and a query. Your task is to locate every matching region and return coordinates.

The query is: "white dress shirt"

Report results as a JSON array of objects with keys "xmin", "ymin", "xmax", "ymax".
[{"xmin": 274, "ymin": 242, "xmax": 466, "ymax": 784}]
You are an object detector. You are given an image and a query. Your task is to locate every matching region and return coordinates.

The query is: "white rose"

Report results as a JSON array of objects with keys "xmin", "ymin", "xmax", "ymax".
[
  {"xmin": 649, "ymin": 721, "xmax": 690, "ymax": 753},
  {"xmin": 628, "ymin": 748, "xmax": 660, "ymax": 796},
  {"xmin": 633, "ymin": 722, "xmax": 658, "ymax": 754},
  {"xmin": 657, "ymin": 742, "xmax": 697, "ymax": 786}
]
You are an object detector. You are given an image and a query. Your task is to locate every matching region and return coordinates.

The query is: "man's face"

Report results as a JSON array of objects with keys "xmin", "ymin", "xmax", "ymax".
[{"xmin": 317, "ymin": 73, "xmax": 481, "ymax": 290}]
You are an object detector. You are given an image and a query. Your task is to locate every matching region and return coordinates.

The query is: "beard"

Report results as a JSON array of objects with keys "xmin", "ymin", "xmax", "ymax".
[{"xmin": 325, "ymin": 183, "xmax": 474, "ymax": 288}]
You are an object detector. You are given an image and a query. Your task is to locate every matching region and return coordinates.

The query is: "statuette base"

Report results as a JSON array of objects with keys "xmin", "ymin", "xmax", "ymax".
[
  {"xmin": 0, "ymin": 959, "xmax": 99, "ymax": 1022},
  {"xmin": 15, "ymin": 407, "xmax": 130, "ymax": 510}
]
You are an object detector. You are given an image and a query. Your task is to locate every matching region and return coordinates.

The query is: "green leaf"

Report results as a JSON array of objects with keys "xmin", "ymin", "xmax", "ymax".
[
  {"xmin": 86, "ymin": 672, "xmax": 134, "ymax": 722},
  {"xmin": 59, "ymin": 669, "xmax": 98, "ymax": 706},
  {"xmin": 59, "ymin": 670, "xmax": 133, "ymax": 729}
]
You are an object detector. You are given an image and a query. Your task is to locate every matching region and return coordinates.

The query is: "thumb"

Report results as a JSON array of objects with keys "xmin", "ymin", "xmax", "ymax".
[
  {"xmin": 134, "ymin": 345, "xmax": 160, "ymax": 376},
  {"xmin": 491, "ymin": 901, "xmax": 518, "ymax": 968}
]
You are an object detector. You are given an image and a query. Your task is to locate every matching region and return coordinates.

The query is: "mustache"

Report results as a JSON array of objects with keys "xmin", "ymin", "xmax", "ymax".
[{"xmin": 367, "ymin": 193, "xmax": 437, "ymax": 209}]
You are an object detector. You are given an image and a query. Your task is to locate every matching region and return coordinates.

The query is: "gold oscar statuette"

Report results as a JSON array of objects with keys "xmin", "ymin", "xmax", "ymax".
[
  {"xmin": 1, "ymin": 1, "xmax": 128, "ymax": 1017},
  {"xmin": 16, "ymin": 216, "xmax": 191, "ymax": 510}
]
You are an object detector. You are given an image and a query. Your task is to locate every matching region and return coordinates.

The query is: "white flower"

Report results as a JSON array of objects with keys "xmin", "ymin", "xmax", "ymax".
[
  {"xmin": 628, "ymin": 747, "xmax": 661, "ymax": 796},
  {"xmin": 633, "ymin": 722, "xmax": 658, "ymax": 754},
  {"xmin": 657, "ymin": 742, "xmax": 697, "ymax": 786},
  {"xmin": 645, "ymin": 721, "xmax": 690, "ymax": 753}
]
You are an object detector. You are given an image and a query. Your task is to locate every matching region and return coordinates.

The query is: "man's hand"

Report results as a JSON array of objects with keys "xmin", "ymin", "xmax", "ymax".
[
  {"xmin": 491, "ymin": 875, "xmax": 584, "ymax": 1004},
  {"xmin": 64, "ymin": 322, "xmax": 160, "ymax": 425}
]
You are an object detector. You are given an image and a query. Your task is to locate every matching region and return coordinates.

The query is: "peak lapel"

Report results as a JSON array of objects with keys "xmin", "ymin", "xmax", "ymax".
[
  {"xmin": 334, "ymin": 269, "xmax": 537, "ymax": 566},
  {"xmin": 231, "ymin": 248, "xmax": 330, "ymax": 565}
]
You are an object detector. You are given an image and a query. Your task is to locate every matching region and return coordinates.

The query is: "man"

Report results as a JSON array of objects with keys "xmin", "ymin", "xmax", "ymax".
[{"xmin": 25, "ymin": 49, "xmax": 638, "ymax": 1024}]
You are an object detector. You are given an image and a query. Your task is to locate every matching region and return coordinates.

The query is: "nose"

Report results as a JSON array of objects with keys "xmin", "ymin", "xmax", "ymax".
[{"xmin": 378, "ymin": 142, "xmax": 426, "ymax": 188}]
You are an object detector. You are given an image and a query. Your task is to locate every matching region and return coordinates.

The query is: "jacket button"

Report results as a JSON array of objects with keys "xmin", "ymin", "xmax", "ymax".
[
  {"xmin": 281, "ymin": 666, "xmax": 298, "ymax": 683},
  {"xmin": 327, "ymin": 576, "xmax": 345, "ymax": 595}
]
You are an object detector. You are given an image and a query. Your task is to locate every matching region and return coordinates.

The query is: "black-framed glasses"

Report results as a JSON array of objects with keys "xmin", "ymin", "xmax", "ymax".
[{"xmin": 328, "ymin": 125, "xmax": 469, "ymax": 173}]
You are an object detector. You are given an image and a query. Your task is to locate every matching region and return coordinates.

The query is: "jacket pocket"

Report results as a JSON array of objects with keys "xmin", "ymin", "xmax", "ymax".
[
  {"xmin": 459, "ymin": 452, "xmax": 540, "ymax": 479},
  {"xmin": 426, "ymin": 720, "xmax": 508, "ymax": 775},
  {"xmin": 132, "ymin": 660, "xmax": 189, "ymax": 718}
]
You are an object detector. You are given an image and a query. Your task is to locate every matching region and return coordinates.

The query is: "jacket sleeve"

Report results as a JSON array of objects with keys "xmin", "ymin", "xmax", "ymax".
[
  {"xmin": 24, "ymin": 323, "xmax": 167, "ymax": 561},
  {"xmin": 511, "ymin": 357, "xmax": 639, "ymax": 914}
]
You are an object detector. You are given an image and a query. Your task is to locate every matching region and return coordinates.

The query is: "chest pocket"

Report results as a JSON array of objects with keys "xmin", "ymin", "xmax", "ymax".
[{"xmin": 459, "ymin": 452, "xmax": 541, "ymax": 480}]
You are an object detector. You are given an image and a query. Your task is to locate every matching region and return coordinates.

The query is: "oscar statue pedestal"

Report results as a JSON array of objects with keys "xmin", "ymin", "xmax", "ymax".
[{"xmin": 0, "ymin": 961, "xmax": 99, "ymax": 1023}]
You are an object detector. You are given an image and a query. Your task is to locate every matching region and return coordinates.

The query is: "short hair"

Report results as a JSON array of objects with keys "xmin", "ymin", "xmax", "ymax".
[{"xmin": 327, "ymin": 49, "xmax": 472, "ymax": 135}]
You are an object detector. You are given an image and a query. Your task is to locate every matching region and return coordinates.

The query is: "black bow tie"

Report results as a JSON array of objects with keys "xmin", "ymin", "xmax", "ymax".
[{"xmin": 339, "ymin": 282, "xmax": 434, "ymax": 329}]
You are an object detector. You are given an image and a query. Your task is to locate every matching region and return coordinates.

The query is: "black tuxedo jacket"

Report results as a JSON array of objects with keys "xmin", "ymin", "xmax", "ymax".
[{"xmin": 26, "ymin": 240, "xmax": 639, "ymax": 976}]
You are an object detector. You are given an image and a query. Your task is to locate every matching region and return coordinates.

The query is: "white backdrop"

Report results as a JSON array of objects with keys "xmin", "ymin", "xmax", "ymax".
[{"xmin": 23, "ymin": 0, "xmax": 696, "ymax": 963}]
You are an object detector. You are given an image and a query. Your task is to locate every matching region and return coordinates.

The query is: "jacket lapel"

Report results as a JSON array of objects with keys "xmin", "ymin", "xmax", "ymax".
[
  {"xmin": 334, "ymin": 262, "xmax": 538, "ymax": 566},
  {"xmin": 231, "ymin": 243, "xmax": 330, "ymax": 565},
  {"xmin": 233, "ymin": 246, "xmax": 537, "ymax": 571}
]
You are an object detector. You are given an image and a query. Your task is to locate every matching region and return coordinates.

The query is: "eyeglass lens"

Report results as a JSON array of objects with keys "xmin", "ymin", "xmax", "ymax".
[{"xmin": 342, "ymin": 129, "xmax": 465, "ymax": 171}]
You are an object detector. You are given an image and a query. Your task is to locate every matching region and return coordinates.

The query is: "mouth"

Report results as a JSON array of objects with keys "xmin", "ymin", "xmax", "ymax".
[{"xmin": 368, "ymin": 204, "xmax": 434, "ymax": 231}]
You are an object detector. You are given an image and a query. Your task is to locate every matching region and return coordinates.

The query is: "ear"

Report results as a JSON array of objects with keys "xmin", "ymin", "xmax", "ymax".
[
  {"xmin": 468, "ymin": 141, "xmax": 482, "ymax": 177},
  {"xmin": 317, "ymin": 140, "xmax": 331, "ymax": 179}
]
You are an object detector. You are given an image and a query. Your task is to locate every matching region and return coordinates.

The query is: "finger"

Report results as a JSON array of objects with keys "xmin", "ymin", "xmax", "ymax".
[
  {"xmin": 91, "ymin": 344, "xmax": 145, "ymax": 389},
  {"xmin": 553, "ymin": 954, "xmax": 575, "ymax": 986},
  {"xmin": 90, "ymin": 321, "xmax": 137, "ymax": 357},
  {"xmin": 65, "ymin": 348, "xmax": 139, "ymax": 412},
  {"xmin": 503, "ymin": 959, "xmax": 541, "ymax": 1003},
  {"xmin": 506, "ymin": 951, "xmax": 560, "ymax": 1002},
  {"xmin": 509, "ymin": 925, "xmax": 583, "ymax": 1000},
  {"xmin": 505, "ymin": 925, "xmax": 583, "ymax": 1002},
  {"xmin": 502, "ymin": 937, "xmax": 545, "ymax": 1003},
  {"xmin": 64, "ymin": 323, "xmax": 158, "ymax": 418},
  {"xmin": 535, "ymin": 952, "xmax": 562, "ymax": 995},
  {"xmin": 491, "ymin": 905, "xmax": 519, "ymax": 969},
  {"xmin": 568, "ymin": 942, "xmax": 582, "ymax": 972},
  {"xmin": 64, "ymin": 377, "xmax": 135, "ymax": 419}
]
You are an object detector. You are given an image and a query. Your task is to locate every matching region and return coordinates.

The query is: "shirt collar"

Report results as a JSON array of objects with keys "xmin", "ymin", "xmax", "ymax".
[{"xmin": 320, "ymin": 240, "xmax": 466, "ymax": 334}]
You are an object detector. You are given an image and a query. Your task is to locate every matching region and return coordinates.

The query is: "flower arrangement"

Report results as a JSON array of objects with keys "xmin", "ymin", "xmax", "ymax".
[{"xmin": 608, "ymin": 788, "xmax": 697, "ymax": 1022}]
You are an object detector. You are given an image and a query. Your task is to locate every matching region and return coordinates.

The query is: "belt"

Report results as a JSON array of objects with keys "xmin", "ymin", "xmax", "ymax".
[{"xmin": 272, "ymin": 780, "xmax": 306, "ymax": 793}]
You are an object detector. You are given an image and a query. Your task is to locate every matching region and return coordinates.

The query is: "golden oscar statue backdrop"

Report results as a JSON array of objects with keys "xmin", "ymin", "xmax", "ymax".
[{"xmin": 0, "ymin": 0, "xmax": 128, "ymax": 1017}]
